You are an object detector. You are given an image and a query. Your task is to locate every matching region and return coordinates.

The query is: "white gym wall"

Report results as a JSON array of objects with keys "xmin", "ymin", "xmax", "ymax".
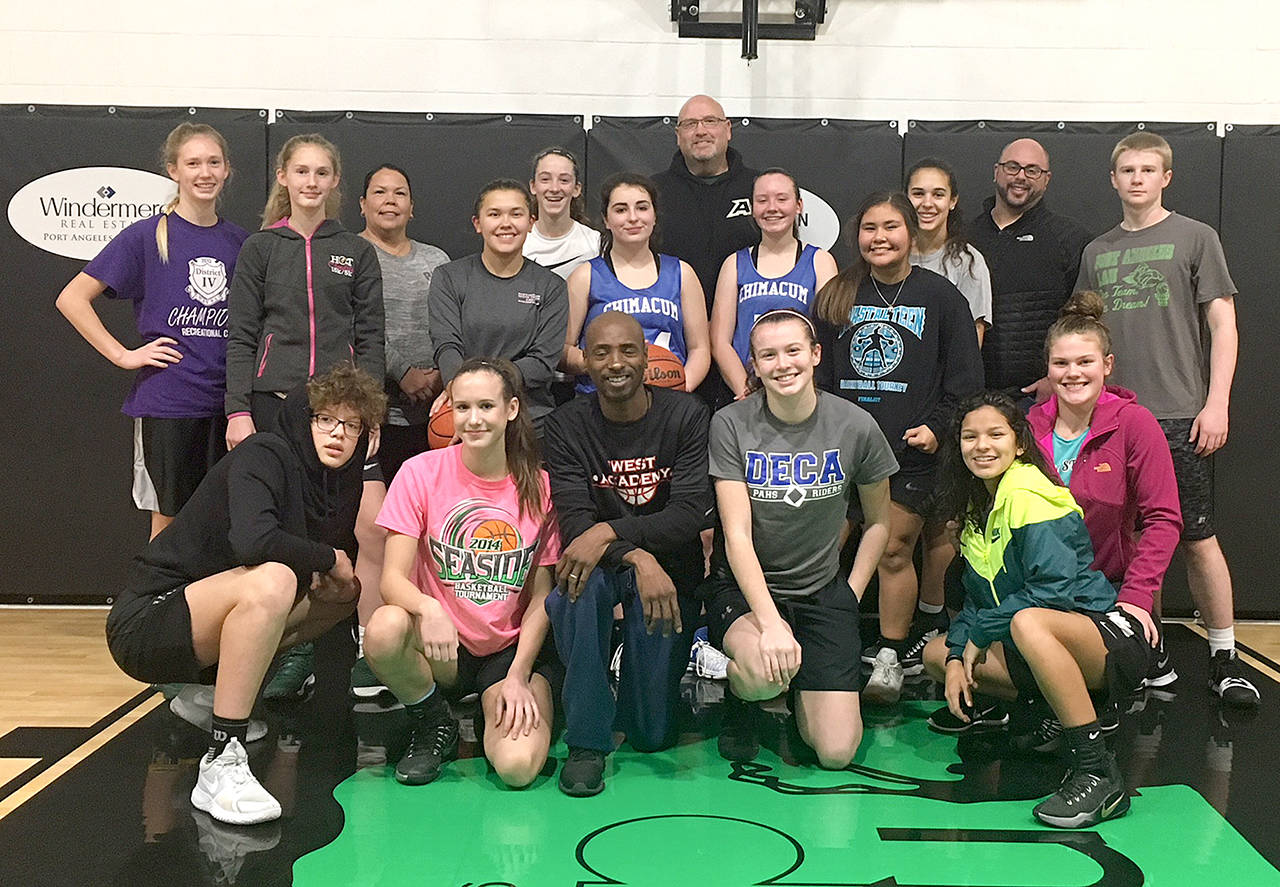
[{"xmin": 2, "ymin": 0, "xmax": 1275, "ymax": 125}]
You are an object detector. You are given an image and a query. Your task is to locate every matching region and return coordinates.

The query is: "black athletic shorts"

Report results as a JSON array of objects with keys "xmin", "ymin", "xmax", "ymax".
[
  {"xmin": 1003, "ymin": 608, "xmax": 1152, "ymax": 704},
  {"xmin": 704, "ymin": 573, "xmax": 862, "ymax": 692},
  {"xmin": 1158, "ymin": 418, "xmax": 1214, "ymax": 540},
  {"xmin": 135, "ymin": 416, "xmax": 227, "ymax": 516},
  {"xmin": 440, "ymin": 640, "xmax": 564, "ymax": 705},
  {"xmin": 252, "ymin": 390, "xmax": 383, "ymax": 483},
  {"xmin": 377, "ymin": 423, "xmax": 429, "ymax": 484},
  {"xmin": 105, "ymin": 586, "xmax": 207, "ymax": 685},
  {"xmin": 847, "ymin": 449, "xmax": 936, "ymax": 522}
]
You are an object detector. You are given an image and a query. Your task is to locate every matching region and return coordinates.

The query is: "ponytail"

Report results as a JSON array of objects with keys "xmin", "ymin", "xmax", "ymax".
[
  {"xmin": 154, "ymin": 196, "xmax": 180, "ymax": 263},
  {"xmin": 156, "ymin": 122, "xmax": 231, "ymax": 263},
  {"xmin": 1045, "ymin": 290, "xmax": 1112, "ymax": 359}
]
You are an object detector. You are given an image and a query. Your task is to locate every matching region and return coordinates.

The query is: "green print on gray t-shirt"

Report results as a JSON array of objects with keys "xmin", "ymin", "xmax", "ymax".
[
  {"xmin": 1093, "ymin": 256, "xmax": 1173, "ymax": 310},
  {"xmin": 1075, "ymin": 213, "xmax": 1236, "ymax": 420}
]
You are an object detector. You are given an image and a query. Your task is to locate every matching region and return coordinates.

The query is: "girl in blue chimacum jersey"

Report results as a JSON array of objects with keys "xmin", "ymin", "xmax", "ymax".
[
  {"xmin": 561, "ymin": 173, "xmax": 710, "ymax": 395},
  {"xmin": 711, "ymin": 168, "xmax": 838, "ymax": 401}
]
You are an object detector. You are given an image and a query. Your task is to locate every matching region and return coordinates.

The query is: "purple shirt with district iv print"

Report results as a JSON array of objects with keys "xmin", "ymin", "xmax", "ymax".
[{"xmin": 83, "ymin": 212, "xmax": 249, "ymax": 418}]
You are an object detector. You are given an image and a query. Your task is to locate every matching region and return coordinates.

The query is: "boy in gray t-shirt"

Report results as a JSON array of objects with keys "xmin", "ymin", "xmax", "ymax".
[
  {"xmin": 704, "ymin": 309, "xmax": 897, "ymax": 769},
  {"xmin": 1074, "ymin": 132, "xmax": 1257, "ymax": 709}
]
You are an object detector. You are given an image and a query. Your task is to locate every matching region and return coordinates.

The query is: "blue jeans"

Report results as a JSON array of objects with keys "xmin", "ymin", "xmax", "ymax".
[{"xmin": 545, "ymin": 566, "xmax": 699, "ymax": 753}]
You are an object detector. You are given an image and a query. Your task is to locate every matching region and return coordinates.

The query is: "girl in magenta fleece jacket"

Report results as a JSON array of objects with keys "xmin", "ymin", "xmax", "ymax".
[{"xmin": 1028, "ymin": 292, "xmax": 1182, "ymax": 645}]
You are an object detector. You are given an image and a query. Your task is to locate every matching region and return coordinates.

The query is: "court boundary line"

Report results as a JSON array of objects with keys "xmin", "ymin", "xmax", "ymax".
[{"xmin": 0, "ymin": 687, "xmax": 159, "ymax": 819}]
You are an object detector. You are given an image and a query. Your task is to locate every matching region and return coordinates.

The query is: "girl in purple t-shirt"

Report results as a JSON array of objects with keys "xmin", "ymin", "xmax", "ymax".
[{"xmin": 56, "ymin": 123, "xmax": 248, "ymax": 539}]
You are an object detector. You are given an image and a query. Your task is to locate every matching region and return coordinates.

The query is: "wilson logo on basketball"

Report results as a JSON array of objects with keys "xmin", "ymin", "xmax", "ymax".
[
  {"xmin": 428, "ymin": 499, "xmax": 537, "ymax": 604},
  {"xmin": 592, "ymin": 456, "xmax": 672, "ymax": 507},
  {"xmin": 644, "ymin": 365, "xmax": 683, "ymax": 387},
  {"xmin": 644, "ymin": 342, "xmax": 686, "ymax": 390}
]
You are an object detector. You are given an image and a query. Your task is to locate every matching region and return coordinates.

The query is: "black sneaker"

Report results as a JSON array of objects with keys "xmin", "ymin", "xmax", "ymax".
[
  {"xmin": 899, "ymin": 612, "xmax": 949, "ymax": 676},
  {"xmin": 900, "ymin": 629, "xmax": 939, "ymax": 677},
  {"xmin": 1032, "ymin": 755, "xmax": 1130, "ymax": 828},
  {"xmin": 927, "ymin": 700, "xmax": 1009, "ymax": 734},
  {"xmin": 1011, "ymin": 715, "xmax": 1063, "ymax": 753},
  {"xmin": 1209, "ymin": 649, "xmax": 1261, "ymax": 709},
  {"xmin": 394, "ymin": 716, "xmax": 459, "ymax": 785},
  {"xmin": 717, "ymin": 697, "xmax": 759, "ymax": 762},
  {"xmin": 1098, "ymin": 699, "xmax": 1120, "ymax": 734},
  {"xmin": 1144, "ymin": 642, "xmax": 1178, "ymax": 688},
  {"xmin": 559, "ymin": 747, "xmax": 606, "ymax": 797}
]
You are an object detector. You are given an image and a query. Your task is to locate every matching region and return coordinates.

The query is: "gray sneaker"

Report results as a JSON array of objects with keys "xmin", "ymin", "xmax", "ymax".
[
  {"xmin": 169, "ymin": 685, "xmax": 268, "ymax": 743},
  {"xmin": 862, "ymin": 647, "xmax": 904, "ymax": 705}
]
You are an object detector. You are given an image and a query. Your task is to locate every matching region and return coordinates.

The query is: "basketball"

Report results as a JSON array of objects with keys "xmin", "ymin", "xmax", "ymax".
[
  {"xmin": 644, "ymin": 343, "xmax": 686, "ymax": 390},
  {"xmin": 427, "ymin": 398, "xmax": 455, "ymax": 449},
  {"xmin": 472, "ymin": 519, "xmax": 520, "ymax": 551}
]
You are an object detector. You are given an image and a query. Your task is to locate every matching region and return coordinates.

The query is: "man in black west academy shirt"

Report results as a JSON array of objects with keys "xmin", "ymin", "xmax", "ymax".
[{"xmin": 543, "ymin": 312, "xmax": 711, "ymax": 797}]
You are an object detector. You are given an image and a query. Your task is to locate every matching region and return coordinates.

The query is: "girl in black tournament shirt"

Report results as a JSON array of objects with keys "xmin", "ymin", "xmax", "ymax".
[{"xmin": 814, "ymin": 192, "xmax": 982, "ymax": 706}]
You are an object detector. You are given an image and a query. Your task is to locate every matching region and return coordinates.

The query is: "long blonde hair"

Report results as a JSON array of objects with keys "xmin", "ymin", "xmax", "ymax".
[
  {"xmin": 156, "ymin": 123, "xmax": 231, "ymax": 263},
  {"xmin": 261, "ymin": 133, "xmax": 343, "ymax": 229}
]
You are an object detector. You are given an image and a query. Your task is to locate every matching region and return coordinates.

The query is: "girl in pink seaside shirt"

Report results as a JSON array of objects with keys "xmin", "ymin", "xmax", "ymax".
[
  {"xmin": 366, "ymin": 357, "xmax": 562, "ymax": 789},
  {"xmin": 1027, "ymin": 290, "xmax": 1182, "ymax": 652}
]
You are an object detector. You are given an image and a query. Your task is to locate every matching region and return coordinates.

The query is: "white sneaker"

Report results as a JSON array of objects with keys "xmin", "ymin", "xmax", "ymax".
[
  {"xmin": 690, "ymin": 638, "xmax": 730, "ymax": 680},
  {"xmin": 170, "ymin": 685, "xmax": 268, "ymax": 743},
  {"xmin": 863, "ymin": 647, "xmax": 904, "ymax": 705},
  {"xmin": 191, "ymin": 738, "xmax": 282, "ymax": 825}
]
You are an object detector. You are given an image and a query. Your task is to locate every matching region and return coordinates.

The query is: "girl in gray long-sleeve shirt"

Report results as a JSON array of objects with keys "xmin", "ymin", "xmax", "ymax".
[{"xmin": 429, "ymin": 180, "xmax": 569, "ymax": 426}]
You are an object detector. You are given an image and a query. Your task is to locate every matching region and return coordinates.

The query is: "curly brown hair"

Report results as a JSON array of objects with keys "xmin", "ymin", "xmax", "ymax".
[{"xmin": 307, "ymin": 362, "xmax": 387, "ymax": 430}]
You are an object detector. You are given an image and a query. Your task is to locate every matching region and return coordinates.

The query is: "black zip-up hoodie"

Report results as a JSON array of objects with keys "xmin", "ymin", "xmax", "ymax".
[
  {"xmin": 652, "ymin": 146, "xmax": 760, "ymax": 313},
  {"xmin": 225, "ymin": 219, "xmax": 384, "ymax": 416},
  {"xmin": 116, "ymin": 383, "xmax": 367, "ymax": 606}
]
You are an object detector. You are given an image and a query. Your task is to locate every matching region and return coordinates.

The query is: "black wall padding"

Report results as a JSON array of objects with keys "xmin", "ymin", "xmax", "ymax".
[
  {"xmin": 269, "ymin": 112, "xmax": 587, "ymax": 262},
  {"xmin": 0, "ymin": 105, "xmax": 268, "ymax": 603},
  {"xmin": 903, "ymin": 120, "xmax": 1221, "ymax": 238},
  {"xmin": 587, "ymin": 117, "xmax": 903, "ymax": 264},
  {"xmin": 1217, "ymin": 126, "xmax": 1280, "ymax": 618}
]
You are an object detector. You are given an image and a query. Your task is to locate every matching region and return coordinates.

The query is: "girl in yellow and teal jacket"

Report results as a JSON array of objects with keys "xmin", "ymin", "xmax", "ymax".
[{"xmin": 924, "ymin": 391, "xmax": 1152, "ymax": 830}]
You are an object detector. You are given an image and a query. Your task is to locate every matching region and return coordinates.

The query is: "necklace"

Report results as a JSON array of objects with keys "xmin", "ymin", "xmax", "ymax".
[{"xmin": 871, "ymin": 273, "xmax": 907, "ymax": 308}]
